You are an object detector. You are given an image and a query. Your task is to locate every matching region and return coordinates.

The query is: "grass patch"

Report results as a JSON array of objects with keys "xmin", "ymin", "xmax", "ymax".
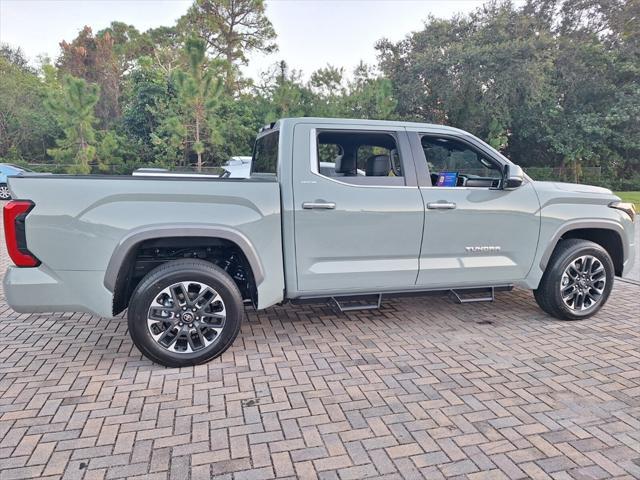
[{"xmin": 614, "ymin": 191, "xmax": 640, "ymax": 210}]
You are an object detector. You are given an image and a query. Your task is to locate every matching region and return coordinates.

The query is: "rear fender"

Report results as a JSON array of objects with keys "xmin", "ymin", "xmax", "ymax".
[{"xmin": 104, "ymin": 224, "xmax": 265, "ymax": 292}]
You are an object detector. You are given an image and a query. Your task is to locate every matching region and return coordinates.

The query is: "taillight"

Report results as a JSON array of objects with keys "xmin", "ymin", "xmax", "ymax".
[{"xmin": 3, "ymin": 200, "xmax": 40, "ymax": 267}]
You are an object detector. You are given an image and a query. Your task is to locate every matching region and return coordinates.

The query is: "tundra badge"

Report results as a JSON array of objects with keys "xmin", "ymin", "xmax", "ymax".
[{"xmin": 465, "ymin": 246, "xmax": 502, "ymax": 253}]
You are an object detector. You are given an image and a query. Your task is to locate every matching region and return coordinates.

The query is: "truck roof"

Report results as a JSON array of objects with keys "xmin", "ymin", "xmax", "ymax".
[{"xmin": 276, "ymin": 117, "xmax": 469, "ymax": 135}]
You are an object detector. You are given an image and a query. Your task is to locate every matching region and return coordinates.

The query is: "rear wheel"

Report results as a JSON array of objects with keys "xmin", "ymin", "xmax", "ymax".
[
  {"xmin": 0, "ymin": 184, "xmax": 11, "ymax": 200},
  {"xmin": 534, "ymin": 239, "xmax": 614, "ymax": 320},
  {"xmin": 128, "ymin": 259, "xmax": 243, "ymax": 367}
]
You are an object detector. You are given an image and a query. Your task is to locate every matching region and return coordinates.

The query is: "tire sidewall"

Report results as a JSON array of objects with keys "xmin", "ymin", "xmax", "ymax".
[
  {"xmin": 128, "ymin": 262, "xmax": 243, "ymax": 367},
  {"xmin": 548, "ymin": 243, "xmax": 614, "ymax": 320}
]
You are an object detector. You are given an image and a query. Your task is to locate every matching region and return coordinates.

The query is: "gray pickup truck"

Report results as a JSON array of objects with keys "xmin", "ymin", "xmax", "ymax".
[{"xmin": 3, "ymin": 118, "xmax": 636, "ymax": 367}]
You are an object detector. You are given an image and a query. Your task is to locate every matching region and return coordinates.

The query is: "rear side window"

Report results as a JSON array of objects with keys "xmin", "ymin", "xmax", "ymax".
[
  {"xmin": 252, "ymin": 131, "xmax": 279, "ymax": 175},
  {"xmin": 314, "ymin": 130, "xmax": 405, "ymax": 186}
]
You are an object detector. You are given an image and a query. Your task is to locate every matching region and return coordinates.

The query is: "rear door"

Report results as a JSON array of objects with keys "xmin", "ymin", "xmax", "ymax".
[
  {"xmin": 291, "ymin": 122, "xmax": 424, "ymax": 293},
  {"xmin": 407, "ymin": 129, "xmax": 540, "ymax": 288}
]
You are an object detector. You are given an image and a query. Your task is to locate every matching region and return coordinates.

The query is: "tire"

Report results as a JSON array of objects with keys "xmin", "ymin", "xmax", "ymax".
[
  {"xmin": 0, "ymin": 183, "xmax": 11, "ymax": 200},
  {"xmin": 128, "ymin": 259, "xmax": 244, "ymax": 367},
  {"xmin": 533, "ymin": 287, "xmax": 555, "ymax": 316},
  {"xmin": 534, "ymin": 239, "xmax": 614, "ymax": 320}
]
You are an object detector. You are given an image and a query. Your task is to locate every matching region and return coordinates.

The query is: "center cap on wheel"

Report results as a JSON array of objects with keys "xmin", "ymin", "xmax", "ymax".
[{"xmin": 182, "ymin": 312, "xmax": 194, "ymax": 323}]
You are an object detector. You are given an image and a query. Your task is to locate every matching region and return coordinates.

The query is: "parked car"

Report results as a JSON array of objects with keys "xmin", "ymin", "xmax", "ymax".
[
  {"xmin": 132, "ymin": 168, "xmax": 221, "ymax": 179},
  {"xmin": 3, "ymin": 117, "xmax": 636, "ymax": 367},
  {"xmin": 219, "ymin": 156, "xmax": 252, "ymax": 178},
  {"xmin": 0, "ymin": 164, "xmax": 32, "ymax": 200}
]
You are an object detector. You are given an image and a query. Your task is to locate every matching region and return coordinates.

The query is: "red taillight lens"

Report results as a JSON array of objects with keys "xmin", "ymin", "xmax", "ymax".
[{"xmin": 3, "ymin": 200, "xmax": 40, "ymax": 267}]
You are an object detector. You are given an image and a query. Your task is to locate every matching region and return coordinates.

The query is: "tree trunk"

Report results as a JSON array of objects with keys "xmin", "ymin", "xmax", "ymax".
[
  {"xmin": 195, "ymin": 115, "xmax": 202, "ymax": 173},
  {"xmin": 225, "ymin": 51, "xmax": 234, "ymax": 92}
]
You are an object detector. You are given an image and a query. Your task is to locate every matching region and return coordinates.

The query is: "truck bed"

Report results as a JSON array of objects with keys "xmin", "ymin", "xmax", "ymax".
[{"xmin": 5, "ymin": 174, "xmax": 285, "ymax": 316}]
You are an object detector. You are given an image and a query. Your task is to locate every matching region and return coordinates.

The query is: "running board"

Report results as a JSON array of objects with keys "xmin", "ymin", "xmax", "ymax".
[
  {"xmin": 450, "ymin": 287, "xmax": 495, "ymax": 304},
  {"xmin": 330, "ymin": 294, "xmax": 382, "ymax": 312}
]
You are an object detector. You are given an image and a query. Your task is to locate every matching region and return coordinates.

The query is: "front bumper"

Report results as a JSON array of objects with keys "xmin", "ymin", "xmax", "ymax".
[{"xmin": 622, "ymin": 222, "xmax": 636, "ymax": 277}]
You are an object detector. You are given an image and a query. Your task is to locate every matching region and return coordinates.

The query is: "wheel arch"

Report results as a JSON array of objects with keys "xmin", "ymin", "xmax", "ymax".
[
  {"xmin": 540, "ymin": 221, "xmax": 625, "ymax": 276},
  {"xmin": 104, "ymin": 225, "xmax": 265, "ymax": 315}
]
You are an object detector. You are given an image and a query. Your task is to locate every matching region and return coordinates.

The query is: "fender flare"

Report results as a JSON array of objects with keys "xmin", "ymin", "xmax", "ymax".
[
  {"xmin": 539, "ymin": 219, "xmax": 626, "ymax": 270},
  {"xmin": 103, "ymin": 224, "xmax": 265, "ymax": 292}
]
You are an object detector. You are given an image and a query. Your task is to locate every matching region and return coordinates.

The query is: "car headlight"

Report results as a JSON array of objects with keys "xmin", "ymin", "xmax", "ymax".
[{"xmin": 609, "ymin": 201, "xmax": 636, "ymax": 221}]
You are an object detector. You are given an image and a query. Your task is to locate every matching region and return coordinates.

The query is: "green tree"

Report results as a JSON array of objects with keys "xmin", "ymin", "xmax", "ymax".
[
  {"xmin": 57, "ymin": 26, "xmax": 118, "ymax": 124},
  {"xmin": 45, "ymin": 75, "xmax": 100, "ymax": 174},
  {"xmin": 308, "ymin": 65, "xmax": 345, "ymax": 117},
  {"xmin": 376, "ymin": 0, "xmax": 640, "ymax": 186},
  {"xmin": 180, "ymin": 0, "xmax": 277, "ymax": 90},
  {"xmin": 142, "ymin": 26, "xmax": 185, "ymax": 74},
  {"xmin": 0, "ymin": 44, "xmax": 32, "ymax": 72},
  {"xmin": 262, "ymin": 61, "xmax": 309, "ymax": 121},
  {"xmin": 0, "ymin": 47, "xmax": 59, "ymax": 162},
  {"xmin": 154, "ymin": 38, "xmax": 223, "ymax": 171},
  {"xmin": 344, "ymin": 62, "xmax": 396, "ymax": 120},
  {"xmin": 58, "ymin": 23, "xmax": 148, "ymax": 126},
  {"xmin": 122, "ymin": 56, "xmax": 172, "ymax": 147}
]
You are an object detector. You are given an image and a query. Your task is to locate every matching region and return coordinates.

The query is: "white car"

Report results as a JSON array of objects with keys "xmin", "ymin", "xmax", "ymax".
[{"xmin": 220, "ymin": 156, "xmax": 252, "ymax": 178}]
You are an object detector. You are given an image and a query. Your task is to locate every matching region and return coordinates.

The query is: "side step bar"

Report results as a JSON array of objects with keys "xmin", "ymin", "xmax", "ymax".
[
  {"xmin": 330, "ymin": 294, "xmax": 382, "ymax": 313},
  {"xmin": 450, "ymin": 287, "xmax": 495, "ymax": 304},
  {"xmin": 290, "ymin": 285, "xmax": 514, "ymax": 312}
]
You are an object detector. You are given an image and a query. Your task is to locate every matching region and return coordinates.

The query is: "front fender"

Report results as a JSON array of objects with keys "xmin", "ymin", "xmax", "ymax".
[
  {"xmin": 539, "ymin": 219, "xmax": 627, "ymax": 271},
  {"xmin": 523, "ymin": 199, "xmax": 633, "ymax": 288}
]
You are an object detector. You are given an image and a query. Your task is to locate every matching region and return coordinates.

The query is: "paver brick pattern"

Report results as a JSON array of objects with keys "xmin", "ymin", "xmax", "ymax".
[{"xmin": 0, "ymin": 238, "xmax": 639, "ymax": 479}]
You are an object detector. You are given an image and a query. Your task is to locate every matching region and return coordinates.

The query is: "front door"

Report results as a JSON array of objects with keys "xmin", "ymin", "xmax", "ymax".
[
  {"xmin": 292, "ymin": 123, "xmax": 425, "ymax": 294},
  {"xmin": 408, "ymin": 130, "xmax": 540, "ymax": 288}
]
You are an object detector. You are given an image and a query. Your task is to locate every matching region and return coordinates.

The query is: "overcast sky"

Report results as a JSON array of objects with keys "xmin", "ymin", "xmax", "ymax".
[{"xmin": 0, "ymin": 0, "xmax": 498, "ymax": 79}]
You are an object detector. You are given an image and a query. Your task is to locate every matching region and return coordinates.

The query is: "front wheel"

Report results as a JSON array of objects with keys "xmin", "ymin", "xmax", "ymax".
[
  {"xmin": 128, "ymin": 259, "xmax": 244, "ymax": 367},
  {"xmin": 534, "ymin": 239, "xmax": 614, "ymax": 320},
  {"xmin": 0, "ymin": 184, "xmax": 11, "ymax": 200}
]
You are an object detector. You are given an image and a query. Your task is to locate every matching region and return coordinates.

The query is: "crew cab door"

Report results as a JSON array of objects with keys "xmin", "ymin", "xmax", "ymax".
[
  {"xmin": 291, "ymin": 123, "xmax": 424, "ymax": 293},
  {"xmin": 407, "ymin": 129, "xmax": 540, "ymax": 287}
]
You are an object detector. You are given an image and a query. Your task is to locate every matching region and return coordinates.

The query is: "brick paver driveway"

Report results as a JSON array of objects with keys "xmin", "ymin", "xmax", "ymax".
[{"xmin": 1, "ymin": 244, "xmax": 639, "ymax": 479}]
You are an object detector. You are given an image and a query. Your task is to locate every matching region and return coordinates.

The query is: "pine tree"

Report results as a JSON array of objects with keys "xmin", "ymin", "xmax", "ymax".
[
  {"xmin": 180, "ymin": 0, "xmax": 277, "ymax": 91},
  {"xmin": 172, "ymin": 37, "xmax": 223, "ymax": 172},
  {"xmin": 45, "ymin": 75, "xmax": 99, "ymax": 174}
]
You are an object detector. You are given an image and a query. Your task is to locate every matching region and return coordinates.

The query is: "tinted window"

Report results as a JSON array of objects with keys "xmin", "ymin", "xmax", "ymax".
[
  {"xmin": 421, "ymin": 136, "xmax": 502, "ymax": 187},
  {"xmin": 252, "ymin": 131, "xmax": 279, "ymax": 175},
  {"xmin": 316, "ymin": 131, "xmax": 405, "ymax": 185}
]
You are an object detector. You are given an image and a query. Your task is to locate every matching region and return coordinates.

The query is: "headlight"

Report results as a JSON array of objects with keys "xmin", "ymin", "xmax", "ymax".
[{"xmin": 609, "ymin": 201, "xmax": 636, "ymax": 221}]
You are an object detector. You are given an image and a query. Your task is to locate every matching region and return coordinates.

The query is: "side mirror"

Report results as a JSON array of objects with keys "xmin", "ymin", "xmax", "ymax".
[{"xmin": 502, "ymin": 164, "xmax": 524, "ymax": 190}]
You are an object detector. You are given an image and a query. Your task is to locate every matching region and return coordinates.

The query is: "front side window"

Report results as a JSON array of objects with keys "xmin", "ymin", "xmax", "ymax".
[
  {"xmin": 315, "ymin": 131, "xmax": 405, "ymax": 186},
  {"xmin": 422, "ymin": 136, "xmax": 502, "ymax": 188},
  {"xmin": 251, "ymin": 130, "xmax": 279, "ymax": 176}
]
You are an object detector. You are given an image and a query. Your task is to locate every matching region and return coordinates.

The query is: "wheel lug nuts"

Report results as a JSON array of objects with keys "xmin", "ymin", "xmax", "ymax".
[
  {"xmin": 192, "ymin": 308, "xmax": 196, "ymax": 312},
  {"xmin": 182, "ymin": 307, "xmax": 187, "ymax": 311}
]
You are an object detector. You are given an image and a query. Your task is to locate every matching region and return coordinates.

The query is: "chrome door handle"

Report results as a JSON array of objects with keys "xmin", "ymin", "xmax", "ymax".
[
  {"xmin": 302, "ymin": 202, "xmax": 336, "ymax": 210},
  {"xmin": 427, "ymin": 202, "xmax": 456, "ymax": 210}
]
